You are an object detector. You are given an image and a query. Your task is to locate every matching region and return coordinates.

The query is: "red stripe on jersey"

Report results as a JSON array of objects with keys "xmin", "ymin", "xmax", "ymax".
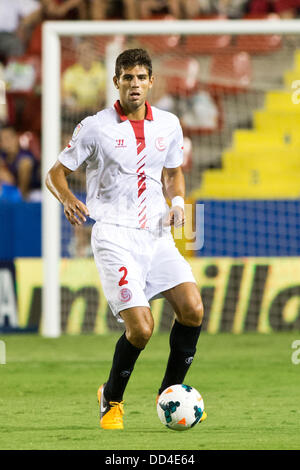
[
  {"xmin": 137, "ymin": 172, "xmax": 146, "ymax": 186},
  {"xmin": 138, "ymin": 182, "xmax": 146, "ymax": 198},
  {"xmin": 139, "ymin": 213, "xmax": 147, "ymax": 224},
  {"xmin": 138, "ymin": 197, "xmax": 146, "ymax": 207},
  {"xmin": 137, "ymin": 162, "xmax": 145, "ymax": 173},
  {"xmin": 137, "ymin": 154, "xmax": 146, "ymax": 166},
  {"xmin": 113, "ymin": 100, "xmax": 153, "ymax": 230},
  {"xmin": 130, "ymin": 120, "xmax": 145, "ymax": 155},
  {"xmin": 140, "ymin": 219, "xmax": 148, "ymax": 229},
  {"xmin": 138, "ymin": 205, "xmax": 146, "ymax": 217},
  {"xmin": 130, "ymin": 119, "xmax": 149, "ymax": 228}
]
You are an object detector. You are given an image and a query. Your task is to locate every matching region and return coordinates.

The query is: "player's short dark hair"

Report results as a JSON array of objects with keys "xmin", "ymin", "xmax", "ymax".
[{"xmin": 115, "ymin": 48, "xmax": 152, "ymax": 78}]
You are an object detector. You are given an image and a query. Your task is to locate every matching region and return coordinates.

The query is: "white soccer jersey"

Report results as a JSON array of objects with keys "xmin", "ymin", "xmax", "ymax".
[{"xmin": 58, "ymin": 101, "xmax": 184, "ymax": 233}]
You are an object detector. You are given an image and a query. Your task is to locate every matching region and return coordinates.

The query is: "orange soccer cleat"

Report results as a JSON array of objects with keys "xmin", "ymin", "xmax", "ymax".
[{"xmin": 97, "ymin": 383, "xmax": 124, "ymax": 430}]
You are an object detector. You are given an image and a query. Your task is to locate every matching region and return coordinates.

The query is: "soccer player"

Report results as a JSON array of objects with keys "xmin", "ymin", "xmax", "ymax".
[{"xmin": 46, "ymin": 48, "xmax": 206, "ymax": 430}]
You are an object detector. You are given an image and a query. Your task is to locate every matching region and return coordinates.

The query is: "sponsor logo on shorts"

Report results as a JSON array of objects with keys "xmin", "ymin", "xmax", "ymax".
[
  {"xmin": 155, "ymin": 137, "xmax": 166, "ymax": 151},
  {"xmin": 119, "ymin": 287, "xmax": 132, "ymax": 303}
]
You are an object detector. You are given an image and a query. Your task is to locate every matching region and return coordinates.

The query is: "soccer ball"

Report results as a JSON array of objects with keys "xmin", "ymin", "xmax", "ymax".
[{"xmin": 157, "ymin": 384, "xmax": 205, "ymax": 431}]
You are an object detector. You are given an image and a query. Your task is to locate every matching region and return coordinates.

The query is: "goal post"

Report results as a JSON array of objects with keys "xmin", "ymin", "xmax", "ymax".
[{"xmin": 41, "ymin": 19, "xmax": 300, "ymax": 337}]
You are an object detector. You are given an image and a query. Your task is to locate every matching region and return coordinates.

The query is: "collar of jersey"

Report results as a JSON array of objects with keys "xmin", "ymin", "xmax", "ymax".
[{"xmin": 114, "ymin": 100, "xmax": 153, "ymax": 122}]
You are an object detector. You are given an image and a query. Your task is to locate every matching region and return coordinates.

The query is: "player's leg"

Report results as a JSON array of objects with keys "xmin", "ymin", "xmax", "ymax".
[
  {"xmin": 144, "ymin": 234, "xmax": 203, "ymax": 395},
  {"xmin": 158, "ymin": 282, "xmax": 203, "ymax": 395},
  {"xmin": 104, "ymin": 305, "xmax": 154, "ymax": 402},
  {"xmin": 99, "ymin": 306, "xmax": 154, "ymax": 429},
  {"xmin": 92, "ymin": 224, "xmax": 154, "ymax": 427}
]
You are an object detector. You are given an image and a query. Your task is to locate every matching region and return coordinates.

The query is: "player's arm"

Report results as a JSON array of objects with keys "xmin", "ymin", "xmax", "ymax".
[
  {"xmin": 17, "ymin": 157, "xmax": 33, "ymax": 199},
  {"xmin": 162, "ymin": 166, "xmax": 185, "ymax": 227},
  {"xmin": 46, "ymin": 160, "xmax": 89, "ymax": 226}
]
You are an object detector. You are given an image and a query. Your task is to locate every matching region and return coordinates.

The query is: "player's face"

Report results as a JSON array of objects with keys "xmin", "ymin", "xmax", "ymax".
[{"xmin": 114, "ymin": 65, "xmax": 153, "ymax": 111}]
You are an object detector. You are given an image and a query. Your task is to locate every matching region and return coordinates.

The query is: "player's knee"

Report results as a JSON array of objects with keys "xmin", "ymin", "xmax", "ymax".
[
  {"xmin": 126, "ymin": 318, "xmax": 154, "ymax": 349},
  {"xmin": 180, "ymin": 301, "xmax": 204, "ymax": 327},
  {"xmin": 194, "ymin": 301, "xmax": 204, "ymax": 326},
  {"xmin": 139, "ymin": 323, "xmax": 154, "ymax": 345}
]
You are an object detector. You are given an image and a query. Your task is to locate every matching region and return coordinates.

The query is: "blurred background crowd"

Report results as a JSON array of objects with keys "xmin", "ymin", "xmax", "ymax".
[{"xmin": 1, "ymin": 0, "xmax": 300, "ymax": 204}]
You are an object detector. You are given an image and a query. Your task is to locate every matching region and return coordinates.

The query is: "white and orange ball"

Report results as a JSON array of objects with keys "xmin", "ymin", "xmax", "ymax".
[{"xmin": 157, "ymin": 384, "xmax": 205, "ymax": 431}]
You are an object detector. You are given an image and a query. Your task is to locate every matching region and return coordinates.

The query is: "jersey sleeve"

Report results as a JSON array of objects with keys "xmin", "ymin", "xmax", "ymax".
[
  {"xmin": 164, "ymin": 118, "xmax": 184, "ymax": 168},
  {"xmin": 58, "ymin": 117, "xmax": 97, "ymax": 171}
]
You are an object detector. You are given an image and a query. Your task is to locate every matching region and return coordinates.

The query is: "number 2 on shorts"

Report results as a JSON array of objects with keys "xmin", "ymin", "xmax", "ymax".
[{"xmin": 118, "ymin": 266, "xmax": 128, "ymax": 286}]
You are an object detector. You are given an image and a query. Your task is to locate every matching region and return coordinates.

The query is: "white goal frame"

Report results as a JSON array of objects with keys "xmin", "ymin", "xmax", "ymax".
[{"xmin": 42, "ymin": 19, "xmax": 300, "ymax": 337}]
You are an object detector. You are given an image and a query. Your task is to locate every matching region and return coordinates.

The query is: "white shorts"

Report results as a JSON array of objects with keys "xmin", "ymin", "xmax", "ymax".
[{"xmin": 91, "ymin": 223, "xmax": 196, "ymax": 322}]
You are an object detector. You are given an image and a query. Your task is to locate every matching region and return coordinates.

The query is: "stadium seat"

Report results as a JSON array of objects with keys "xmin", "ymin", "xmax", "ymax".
[
  {"xmin": 254, "ymin": 110, "xmax": 300, "ymax": 132},
  {"xmin": 236, "ymin": 34, "xmax": 281, "ymax": 54},
  {"xmin": 136, "ymin": 15, "xmax": 180, "ymax": 54},
  {"xmin": 137, "ymin": 34, "xmax": 180, "ymax": 54},
  {"xmin": 223, "ymin": 148, "xmax": 300, "ymax": 167},
  {"xmin": 182, "ymin": 87, "xmax": 224, "ymax": 136},
  {"xmin": 93, "ymin": 35, "xmax": 123, "ymax": 58},
  {"xmin": 193, "ymin": 169, "xmax": 300, "ymax": 198},
  {"xmin": 191, "ymin": 40, "xmax": 300, "ymax": 200},
  {"xmin": 158, "ymin": 57, "xmax": 224, "ymax": 135},
  {"xmin": 284, "ymin": 49, "xmax": 300, "ymax": 88},
  {"xmin": 183, "ymin": 16, "xmax": 231, "ymax": 54},
  {"xmin": 236, "ymin": 14, "xmax": 282, "ymax": 54},
  {"xmin": 264, "ymin": 90, "xmax": 298, "ymax": 111},
  {"xmin": 231, "ymin": 129, "xmax": 300, "ymax": 150},
  {"xmin": 160, "ymin": 57, "xmax": 200, "ymax": 96},
  {"xmin": 208, "ymin": 51, "xmax": 252, "ymax": 94}
]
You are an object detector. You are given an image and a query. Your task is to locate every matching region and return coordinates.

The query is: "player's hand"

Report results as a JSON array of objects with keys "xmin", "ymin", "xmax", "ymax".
[
  {"xmin": 62, "ymin": 195, "xmax": 90, "ymax": 226},
  {"xmin": 165, "ymin": 206, "xmax": 185, "ymax": 228}
]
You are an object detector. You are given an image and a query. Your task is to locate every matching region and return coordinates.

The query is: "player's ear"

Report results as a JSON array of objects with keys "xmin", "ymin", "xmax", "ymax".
[
  {"xmin": 113, "ymin": 75, "xmax": 119, "ymax": 89},
  {"xmin": 149, "ymin": 75, "xmax": 154, "ymax": 89}
]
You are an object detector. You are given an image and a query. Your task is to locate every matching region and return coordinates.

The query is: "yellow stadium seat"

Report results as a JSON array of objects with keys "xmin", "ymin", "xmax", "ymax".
[
  {"xmin": 223, "ymin": 149, "xmax": 300, "ymax": 172},
  {"xmin": 232, "ymin": 130, "xmax": 300, "ymax": 150},
  {"xmin": 265, "ymin": 90, "xmax": 296, "ymax": 111},
  {"xmin": 293, "ymin": 50, "xmax": 300, "ymax": 70},
  {"xmin": 284, "ymin": 70, "xmax": 300, "ymax": 89},
  {"xmin": 253, "ymin": 110, "xmax": 300, "ymax": 131},
  {"xmin": 283, "ymin": 49, "xmax": 300, "ymax": 88},
  {"xmin": 190, "ymin": 51, "xmax": 300, "ymax": 200},
  {"xmin": 194, "ymin": 168, "xmax": 300, "ymax": 199}
]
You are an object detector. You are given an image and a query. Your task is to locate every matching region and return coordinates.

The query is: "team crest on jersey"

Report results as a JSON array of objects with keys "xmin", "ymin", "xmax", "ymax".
[
  {"xmin": 155, "ymin": 137, "xmax": 166, "ymax": 151},
  {"xmin": 72, "ymin": 123, "xmax": 83, "ymax": 140},
  {"xmin": 119, "ymin": 288, "xmax": 132, "ymax": 303}
]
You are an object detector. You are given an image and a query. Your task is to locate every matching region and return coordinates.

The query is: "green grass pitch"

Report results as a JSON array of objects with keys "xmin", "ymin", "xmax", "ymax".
[{"xmin": 0, "ymin": 332, "xmax": 299, "ymax": 450}]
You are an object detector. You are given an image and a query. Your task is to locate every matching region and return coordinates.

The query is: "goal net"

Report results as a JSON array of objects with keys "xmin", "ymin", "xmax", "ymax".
[{"xmin": 42, "ymin": 19, "xmax": 300, "ymax": 336}]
